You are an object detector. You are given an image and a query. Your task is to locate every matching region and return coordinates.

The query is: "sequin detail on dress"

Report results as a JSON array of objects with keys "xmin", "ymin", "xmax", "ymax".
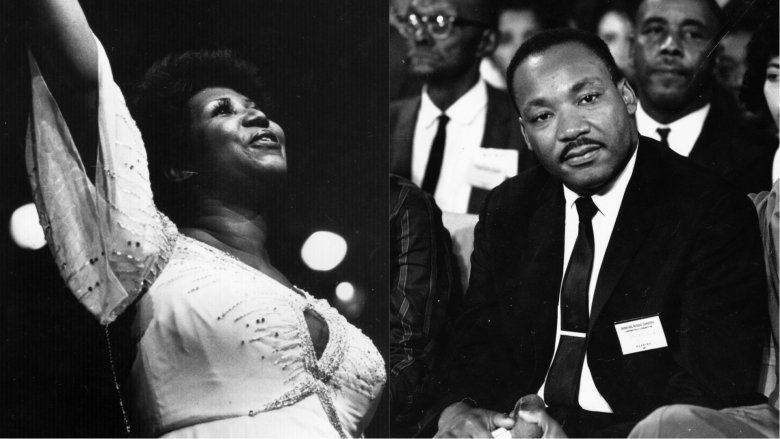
[{"xmin": 176, "ymin": 235, "xmax": 385, "ymax": 437}]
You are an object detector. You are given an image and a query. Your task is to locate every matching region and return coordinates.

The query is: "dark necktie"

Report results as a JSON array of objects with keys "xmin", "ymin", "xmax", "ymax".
[
  {"xmin": 421, "ymin": 114, "xmax": 450, "ymax": 194},
  {"xmin": 656, "ymin": 127, "xmax": 671, "ymax": 149},
  {"xmin": 544, "ymin": 196, "xmax": 598, "ymax": 408}
]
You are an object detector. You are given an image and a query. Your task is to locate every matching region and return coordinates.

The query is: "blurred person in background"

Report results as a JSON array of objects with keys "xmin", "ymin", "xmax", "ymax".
[
  {"xmin": 713, "ymin": 0, "xmax": 765, "ymax": 110},
  {"xmin": 390, "ymin": 0, "xmax": 537, "ymax": 214},
  {"xmin": 740, "ymin": 11, "xmax": 779, "ymax": 181},
  {"xmin": 480, "ymin": 0, "xmax": 546, "ymax": 90},
  {"xmin": 632, "ymin": 0, "xmax": 775, "ymax": 193},
  {"xmin": 596, "ymin": 2, "xmax": 637, "ymax": 81},
  {"xmin": 574, "ymin": 0, "xmax": 638, "ymax": 82},
  {"xmin": 391, "ymin": 0, "xmax": 426, "ymax": 100},
  {"xmin": 629, "ymin": 13, "xmax": 779, "ymax": 439}
]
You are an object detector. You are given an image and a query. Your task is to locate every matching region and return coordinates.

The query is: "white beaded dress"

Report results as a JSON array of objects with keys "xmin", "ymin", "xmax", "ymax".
[{"xmin": 25, "ymin": 39, "xmax": 386, "ymax": 438}]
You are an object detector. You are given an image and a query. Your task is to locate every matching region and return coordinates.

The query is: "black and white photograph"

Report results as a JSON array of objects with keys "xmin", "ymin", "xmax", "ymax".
[
  {"xmin": 1, "ymin": 0, "xmax": 779, "ymax": 437},
  {"xmin": 388, "ymin": 0, "xmax": 778, "ymax": 437},
  {"xmin": 1, "ymin": 0, "xmax": 387, "ymax": 437}
]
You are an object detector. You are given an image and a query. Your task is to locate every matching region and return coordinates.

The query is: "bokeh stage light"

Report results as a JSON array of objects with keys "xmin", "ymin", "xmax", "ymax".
[
  {"xmin": 300, "ymin": 230, "xmax": 347, "ymax": 271},
  {"xmin": 334, "ymin": 281, "xmax": 364, "ymax": 319},
  {"xmin": 9, "ymin": 202, "xmax": 45, "ymax": 250},
  {"xmin": 335, "ymin": 281, "xmax": 355, "ymax": 302}
]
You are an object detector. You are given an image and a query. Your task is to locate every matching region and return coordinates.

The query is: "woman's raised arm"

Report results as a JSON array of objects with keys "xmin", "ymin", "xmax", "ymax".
[
  {"xmin": 27, "ymin": 0, "xmax": 98, "ymax": 172},
  {"xmin": 25, "ymin": 0, "xmax": 176, "ymax": 324}
]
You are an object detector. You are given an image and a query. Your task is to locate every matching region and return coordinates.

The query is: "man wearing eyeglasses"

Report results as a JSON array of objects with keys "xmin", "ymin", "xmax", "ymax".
[{"xmin": 389, "ymin": 0, "xmax": 536, "ymax": 214}]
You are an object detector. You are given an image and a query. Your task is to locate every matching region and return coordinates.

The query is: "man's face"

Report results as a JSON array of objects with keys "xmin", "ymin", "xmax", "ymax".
[
  {"xmin": 403, "ymin": 0, "xmax": 493, "ymax": 81},
  {"xmin": 493, "ymin": 9, "xmax": 542, "ymax": 73},
  {"xmin": 632, "ymin": 0, "xmax": 719, "ymax": 111},
  {"xmin": 512, "ymin": 43, "xmax": 638, "ymax": 195}
]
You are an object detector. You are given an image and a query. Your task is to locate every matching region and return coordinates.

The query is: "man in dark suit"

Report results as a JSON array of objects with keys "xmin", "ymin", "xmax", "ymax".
[
  {"xmin": 433, "ymin": 29, "xmax": 768, "ymax": 438},
  {"xmin": 389, "ymin": 0, "xmax": 536, "ymax": 214},
  {"xmin": 632, "ymin": 0, "xmax": 775, "ymax": 193}
]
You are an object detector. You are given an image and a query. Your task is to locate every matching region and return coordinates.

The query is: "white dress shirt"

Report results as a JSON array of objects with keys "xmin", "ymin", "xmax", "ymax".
[
  {"xmin": 537, "ymin": 144, "xmax": 639, "ymax": 413},
  {"xmin": 636, "ymin": 101, "xmax": 710, "ymax": 157},
  {"xmin": 411, "ymin": 79, "xmax": 488, "ymax": 213}
]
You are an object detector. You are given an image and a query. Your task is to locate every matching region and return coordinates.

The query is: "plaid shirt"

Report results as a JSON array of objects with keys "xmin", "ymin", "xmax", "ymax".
[{"xmin": 389, "ymin": 175, "xmax": 461, "ymax": 433}]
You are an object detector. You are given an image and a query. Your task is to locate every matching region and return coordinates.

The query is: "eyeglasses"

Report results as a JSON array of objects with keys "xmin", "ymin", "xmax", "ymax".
[{"xmin": 399, "ymin": 13, "xmax": 489, "ymax": 40}]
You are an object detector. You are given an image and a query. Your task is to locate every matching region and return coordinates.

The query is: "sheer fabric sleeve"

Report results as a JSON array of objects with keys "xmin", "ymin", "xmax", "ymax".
[{"xmin": 25, "ymin": 37, "xmax": 177, "ymax": 325}]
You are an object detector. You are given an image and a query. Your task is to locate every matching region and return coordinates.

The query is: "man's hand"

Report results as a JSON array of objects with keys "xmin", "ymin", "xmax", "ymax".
[
  {"xmin": 515, "ymin": 407, "xmax": 568, "ymax": 438},
  {"xmin": 435, "ymin": 402, "xmax": 515, "ymax": 438},
  {"xmin": 720, "ymin": 403, "xmax": 779, "ymax": 438}
]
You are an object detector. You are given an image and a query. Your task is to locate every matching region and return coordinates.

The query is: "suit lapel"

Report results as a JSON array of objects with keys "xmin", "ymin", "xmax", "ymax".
[
  {"xmin": 589, "ymin": 141, "xmax": 658, "ymax": 329},
  {"xmin": 689, "ymin": 100, "xmax": 735, "ymax": 177},
  {"xmin": 389, "ymin": 96, "xmax": 420, "ymax": 178},
  {"xmin": 504, "ymin": 177, "xmax": 565, "ymax": 373}
]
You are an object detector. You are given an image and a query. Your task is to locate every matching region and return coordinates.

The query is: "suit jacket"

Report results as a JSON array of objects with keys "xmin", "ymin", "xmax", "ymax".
[
  {"xmin": 389, "ymin": 83, "xmax": 537, "ymax": 213},
  {"xmin": 436, "ymin": 137, "xmax": 768, "ymax": 436},
  {"xmin": 689, "ymin": 90, "xmax": 775, "ymax": 194}
]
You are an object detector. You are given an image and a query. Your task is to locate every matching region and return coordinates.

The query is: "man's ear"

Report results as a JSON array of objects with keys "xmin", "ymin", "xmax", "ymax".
[
  {"xmin": 476, "ymin": 28, "xmax": 498, "ymax": 59},
  {"xmin": 165, "ymin": 167, "xmax": 198, "ymax": 182},
  {"xmin": 618, "ymin": 78, "xmax": 637, "ymax": 115},
  {"xmin": 519, "ymin": 118, "xmax": 533, "ymax": 152}
]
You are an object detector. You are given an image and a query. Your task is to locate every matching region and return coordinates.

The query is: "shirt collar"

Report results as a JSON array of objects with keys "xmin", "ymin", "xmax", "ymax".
[
  {"xmin": 563, "ymin": 142, "xmax": 638, "ymax": 220},
  {"xmin": 419, "ymin": 77, "xmax": 488, "ymax": 128},
  {"xmin": 636, "ymin": 100, "xmax": 711, "ymax": 154}
]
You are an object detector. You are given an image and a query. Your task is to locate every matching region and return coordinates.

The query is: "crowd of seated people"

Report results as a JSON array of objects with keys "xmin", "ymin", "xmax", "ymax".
[{"xmin": 389, "ymin": 0, "xmax": 778, "ymax": 436}]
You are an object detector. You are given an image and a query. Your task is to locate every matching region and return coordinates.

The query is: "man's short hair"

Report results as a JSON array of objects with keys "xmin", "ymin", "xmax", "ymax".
[{"xmin": 506, "ymin": 28, "xmax": 622, "ymax": 114}]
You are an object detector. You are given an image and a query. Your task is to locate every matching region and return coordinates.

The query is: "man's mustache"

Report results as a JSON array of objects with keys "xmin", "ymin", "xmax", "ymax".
[{"xmin": 560, "ymin": 137, "xmax": 605, "ymax": 161}]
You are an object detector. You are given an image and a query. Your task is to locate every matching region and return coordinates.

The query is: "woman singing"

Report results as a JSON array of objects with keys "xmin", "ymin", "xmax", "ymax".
[{"xmin": 23, "ymin": 0, "xmax": 385, "ymax": 436}]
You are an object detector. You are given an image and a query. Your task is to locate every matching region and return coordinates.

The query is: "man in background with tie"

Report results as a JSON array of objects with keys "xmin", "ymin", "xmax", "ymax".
[
  {"xmin": 431, "ymin": 29, "xmax": 768, "ymax": 437},
  {"xmin": 632, "ymin": 0, "xmax": 774, "ymax": 193},
  {"xmin": 389, "ymin": 0, "xmax": 536, "ymax": 214}
]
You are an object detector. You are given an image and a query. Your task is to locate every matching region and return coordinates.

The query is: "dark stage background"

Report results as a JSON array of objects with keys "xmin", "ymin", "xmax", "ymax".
[{"xmin": 0, "ymin": 1, "xmax": 388, "ymax": 436}]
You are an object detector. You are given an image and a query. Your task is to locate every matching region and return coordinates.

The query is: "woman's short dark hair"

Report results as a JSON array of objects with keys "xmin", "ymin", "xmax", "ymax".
[
  {"xmin": 740, "ymin": 17, "xmax": 779, "ymax": 117},
  {"xmin": 506, "ymin": 28, "xmax": 622, "ymax": 114},
  {"xmin": 128, "ymin": 49, "xmax": 271, "ymax": 222}
]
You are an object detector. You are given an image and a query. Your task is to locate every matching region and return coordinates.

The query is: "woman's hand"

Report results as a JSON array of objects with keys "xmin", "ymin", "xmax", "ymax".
[
  {"xmin": 720, "ymin": 403, "xmax": 779, "ymax": 438},
  {"xmin": 435, "ymin": 402, "xmax": 515, "ymax": 438}
]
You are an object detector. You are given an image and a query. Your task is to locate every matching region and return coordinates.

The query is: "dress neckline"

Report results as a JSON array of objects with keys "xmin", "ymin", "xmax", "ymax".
[
  {"xmin": 177, "ymin": 232, "xmax": 341, "ymax": 366},
  {"xmin": 177, "ymin": 233, "xmax": 307, "ymax": 300}
]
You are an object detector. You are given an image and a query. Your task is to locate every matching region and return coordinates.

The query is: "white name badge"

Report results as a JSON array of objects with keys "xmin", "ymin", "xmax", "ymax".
[
  {"xmin": 467, "ymin": 148, "xmax": 519, "ymax": 190},
  {"xmin": 614, "ymin": 315, "xmax": 668, "ymax": 355}
]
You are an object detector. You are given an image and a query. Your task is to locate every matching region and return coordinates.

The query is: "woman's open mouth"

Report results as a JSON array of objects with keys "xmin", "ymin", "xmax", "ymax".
[{"xmin": 249, "ymin": 131, "xmax": 280, "ymax": 148}]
